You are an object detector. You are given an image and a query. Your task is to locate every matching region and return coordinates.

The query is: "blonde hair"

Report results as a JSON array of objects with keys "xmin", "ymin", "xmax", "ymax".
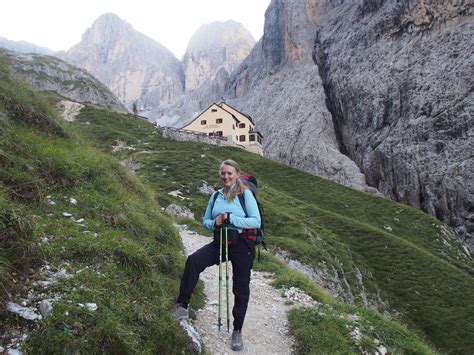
[{"xmin": 220, "ymin": 159, "xmax": 245, "ymax": 202}]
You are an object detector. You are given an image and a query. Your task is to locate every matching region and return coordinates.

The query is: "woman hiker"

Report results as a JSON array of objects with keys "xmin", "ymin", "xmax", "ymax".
[{"xmin": 172, "ymin": 159, "xmax": 261, "ymax": 351}]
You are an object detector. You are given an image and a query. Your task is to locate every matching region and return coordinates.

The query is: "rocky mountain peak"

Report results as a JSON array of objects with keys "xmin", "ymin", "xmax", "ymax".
[
  {"xmin": 182, "ymin": 20, "xmax": 255, "ymax": 91},
  {"xmin": 65, "ymin": 13, "xmax": 184, "ymax": 116},
  {"xmin": 80, "ymin": 13, "xmax": 134, "ymax": 44}
]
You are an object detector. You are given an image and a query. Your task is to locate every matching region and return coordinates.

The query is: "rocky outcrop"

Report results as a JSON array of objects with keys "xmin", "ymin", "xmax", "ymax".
[
  {"xmin": 312, "ymin": 0, "xmax": 473, "ymax": 246},
  {"xmin": 1, "ymin": 48, "xmax": 127, "ymax": 112},
  {"xmin": 182, "ymin": 21, "xmax": 255, "ymax": 92},
  {"xmin": 63, "ymin": 13, "xmax": 184, "ymax": 117}
]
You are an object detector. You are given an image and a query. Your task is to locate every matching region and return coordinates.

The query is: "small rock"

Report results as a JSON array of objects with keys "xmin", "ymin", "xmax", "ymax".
[
  {"xmin": 7, "ymin": 302, "xmax": 41, "ymax": 320},
  {"xmin": 377, "ymin": 345, "xmax": 388, "ymax": 354},
  {"xmin": 40, "ymin": 236, "xmax": 50, "ymax": 243},
  {"xmin": 168, "ymin": 190, "xmax": 185, "ymax": 199},
  {"xmin": 39, "ymin": 300, "xmax": 53, "ymax": 317},
  {"xmin": 63, "ymin": 212, "xmax": 73, "ymax": 217},
  {"xmin": 383, "ymin": 225, "xmax": 392, "ymax": 232},
  {"xmin": 350, "ymin": 327, "xmax": 362, "ymax": 341},
  {"xmin": 179, "ymin": 319, "xmax": 202, "ymax": 353},
  {"xmin": 85, "ymin": 303, "xmax": 98, "ymax": 312},
  {"xmin": 50, "ymin": 269, "xmax": 72, "ymax": 281},
  {"xmin": 36, "ymin": 280, "xmax": 52, "ymax": 288},
  {"xmin": 165, "ymin": 204, "xmax": 194, "ymax": 219},
  {"xmin": 198, "ymin": 180, "xmax": 215, "ymax": 196},
  {"xmin": 48, "ymin": 200, "xmax": 56, "ymax": 205},
  {"xmin": 69, "ymin": 198, "xmax": 77, "ymax": 205},
  {"xmin": 75, "ymin": 218, "xmax": 84, "ymax": 223},
  {"xmin": 7, "ymin": 348, "xmax": 21, "ymax": 355}
]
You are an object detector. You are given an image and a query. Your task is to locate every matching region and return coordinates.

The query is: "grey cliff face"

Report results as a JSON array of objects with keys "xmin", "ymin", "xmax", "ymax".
[
  {"xmin": 313, "ymin": 0, "xmax": 473, "ymax": 246},
  {"xmin": 223, "ymin": 0, "xmax": 473, "ymax": 247},
  {"xmin": 182, "ymin": 20, "xmax": 255, "ymax": 92},
  {"xmin": 1, "ymin": 48, "xmax": 127, "ymax": 112},
  {"xmin": 64, "ymin": 13, "xmax": 184, "ymax": 117},
  {"xmin": 224, "ymin": 0, "xmax": 371, "ymax": 191}
]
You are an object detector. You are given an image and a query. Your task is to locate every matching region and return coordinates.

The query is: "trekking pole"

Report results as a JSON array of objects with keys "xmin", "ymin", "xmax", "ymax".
[
  {"xmin": 218, "ymin": 227, "xmax": 223, "ymax": 331},
  {"xmin": 225, "ymin": 224, "xmax": 230, "ymax": 332}
]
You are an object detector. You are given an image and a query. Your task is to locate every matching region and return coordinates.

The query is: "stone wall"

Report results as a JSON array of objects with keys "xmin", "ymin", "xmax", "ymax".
[{"xmin": 159, "ymin": 127, "xmax": 245, "ymax": 149}]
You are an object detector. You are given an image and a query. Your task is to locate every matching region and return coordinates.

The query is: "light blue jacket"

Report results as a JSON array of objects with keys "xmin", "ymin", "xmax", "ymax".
[{"xmin": 202, "ymin": 188, "xmax": 261, "ymax": 232}]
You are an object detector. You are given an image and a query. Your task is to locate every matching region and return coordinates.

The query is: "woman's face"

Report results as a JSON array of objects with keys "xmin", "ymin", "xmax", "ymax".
[{"xmin": 220, "ymin": 164, "xmax": 239, "ymax": 189}]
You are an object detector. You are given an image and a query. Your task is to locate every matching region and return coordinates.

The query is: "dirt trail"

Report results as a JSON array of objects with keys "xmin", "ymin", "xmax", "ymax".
[{"xmin": 177, "ymin": 224, "xmax": 313, "ymax": 354}]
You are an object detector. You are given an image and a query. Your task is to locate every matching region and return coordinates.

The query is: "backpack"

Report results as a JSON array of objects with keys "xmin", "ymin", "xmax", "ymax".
[{"xmin": 211, "ymin": 174, "xmax": 267, "ymax": 257}]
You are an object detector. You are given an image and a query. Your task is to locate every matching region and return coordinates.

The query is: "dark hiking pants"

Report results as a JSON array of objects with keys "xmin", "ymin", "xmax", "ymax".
[{"xmin": 177, "ymin": 236, "xmax": 255, "ymax": 330}]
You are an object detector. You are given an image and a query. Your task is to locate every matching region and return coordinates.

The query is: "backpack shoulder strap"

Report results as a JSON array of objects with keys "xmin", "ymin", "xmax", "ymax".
[
  {"xmin": 210, "ymin": 191, "xmax": 219, "ymax": 211},
  {"xmin": 238, "ymin": 191, "xmax": 248, "ymax": 217}
]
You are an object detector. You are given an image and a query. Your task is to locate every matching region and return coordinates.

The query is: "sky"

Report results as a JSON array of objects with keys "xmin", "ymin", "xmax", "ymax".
[{"xmin": 0, "ymin": 0, "xmax": 271, "ymax": 58}]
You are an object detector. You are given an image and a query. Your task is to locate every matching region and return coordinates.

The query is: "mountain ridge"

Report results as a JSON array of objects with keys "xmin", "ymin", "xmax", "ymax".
[{"xmin": 1, "ymin": 47, "xmax": 127, "ymax": 113}]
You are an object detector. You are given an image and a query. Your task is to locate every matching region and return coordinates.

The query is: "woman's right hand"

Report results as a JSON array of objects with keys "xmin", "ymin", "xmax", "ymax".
[{"xmin": 215, "ymin": 213, "xmax": 228, "ymax": 227}]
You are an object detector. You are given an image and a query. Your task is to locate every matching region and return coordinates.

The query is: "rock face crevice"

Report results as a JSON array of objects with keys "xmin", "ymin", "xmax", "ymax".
[{"xmin": 312, "ymin": 30, "xmax": 349, "ymax": 158}]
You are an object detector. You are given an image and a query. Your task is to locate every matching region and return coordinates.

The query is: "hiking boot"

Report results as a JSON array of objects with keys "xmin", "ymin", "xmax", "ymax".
[
  {"xmin": 231, "ymin": 330, "xmax": 244, "ymax": 351},
  {"xmin": 171, "ymin": 303, "xmax": 188, "ymax": 320}
]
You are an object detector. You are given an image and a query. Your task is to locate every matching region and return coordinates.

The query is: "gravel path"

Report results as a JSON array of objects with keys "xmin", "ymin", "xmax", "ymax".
[{"xmin": 177, "ymin": 224, "xmax": 313, "ymax": 354}]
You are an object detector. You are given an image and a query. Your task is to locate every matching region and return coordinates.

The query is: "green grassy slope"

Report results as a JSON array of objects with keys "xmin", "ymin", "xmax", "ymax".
[
  {"xmin": 1, "ymin": 58, "xmax": 472, "ymax": 353},
  {"xmin": 73, "ymin": 105, "xmax": 474, "ymax": 353},
  {"xmin": 0, "ymin": 60, "xmax": 199, "ymax": 353}
]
